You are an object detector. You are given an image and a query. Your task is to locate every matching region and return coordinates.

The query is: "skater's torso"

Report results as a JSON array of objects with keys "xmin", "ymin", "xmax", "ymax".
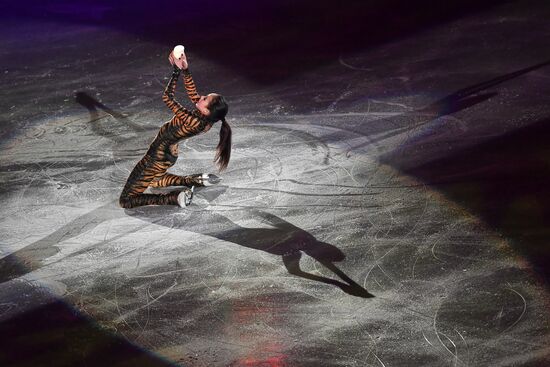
[
  {"xmin": 121, "ymin": 67, "xmax": 213, "ymax": 199},
  {"xmin": 145, "ymin": 67, "xmax": 213, "ymax": 167}
]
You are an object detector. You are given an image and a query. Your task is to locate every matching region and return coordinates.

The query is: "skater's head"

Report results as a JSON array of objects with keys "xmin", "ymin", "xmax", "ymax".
[
  {"xmin": 196, "ymin": 93, "xmax": 228, "ymax": 122},
  {"xmin": 197, "ymin": 93, "xmax": 231, "ymax": 172}
]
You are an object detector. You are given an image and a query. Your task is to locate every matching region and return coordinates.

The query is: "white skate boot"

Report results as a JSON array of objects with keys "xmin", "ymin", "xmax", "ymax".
[{"xmin": 177, "ymin": 186, "xmax": 194, "ymax": 207}]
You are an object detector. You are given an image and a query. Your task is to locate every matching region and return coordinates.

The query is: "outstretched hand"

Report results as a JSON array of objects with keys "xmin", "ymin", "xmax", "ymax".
[{"xmin": 168, "ymin": 51, "xmax": 188, "ymax": 70}]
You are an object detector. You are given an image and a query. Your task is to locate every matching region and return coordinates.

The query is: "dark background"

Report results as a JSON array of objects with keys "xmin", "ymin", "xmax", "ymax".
[{"xmin": 3, "ymin": 0, "xmax": 507, "ymax": 83}]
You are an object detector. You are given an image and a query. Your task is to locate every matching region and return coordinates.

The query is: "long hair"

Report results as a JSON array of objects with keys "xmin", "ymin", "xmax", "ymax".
[{"xmin": 207, "ymin": 95, "xmax": 231, "ymax": 171}]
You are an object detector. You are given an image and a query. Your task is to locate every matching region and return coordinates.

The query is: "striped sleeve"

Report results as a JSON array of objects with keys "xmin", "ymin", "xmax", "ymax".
[
  {"xmin": 162, "ymin": 67, "xmax": 191, "ymax": 118},
  {"xmin": 182, "ymin": 68, "xmax": 201, "ymax": 104}
]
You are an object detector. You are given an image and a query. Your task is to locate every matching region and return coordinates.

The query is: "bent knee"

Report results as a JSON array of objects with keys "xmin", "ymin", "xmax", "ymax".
[{"xmin": 119, "ymin": 194, "xmax": 132, "ymax": 209}]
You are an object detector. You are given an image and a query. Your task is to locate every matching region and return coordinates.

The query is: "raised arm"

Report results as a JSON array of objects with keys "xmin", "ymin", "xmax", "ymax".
[
  {"xmin": 167, "ymin": 48, "xmax": 200, "ymax": 104},
  {"xmin": 162, "ymin": 66, "xmax": 190, "ymax": 118},
  {"xmin": 182, "ymin": 68, "xmax": 201, "ymax": 104},
  {"xmin": 160, "ymin": 67, "xmax": 207, "ymax": 137}
]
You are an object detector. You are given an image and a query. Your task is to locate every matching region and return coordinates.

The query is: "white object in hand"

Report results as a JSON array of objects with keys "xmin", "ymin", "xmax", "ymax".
[{"xmin": 173, "ymin": 45, "xmax": 185, "ymax": 59}]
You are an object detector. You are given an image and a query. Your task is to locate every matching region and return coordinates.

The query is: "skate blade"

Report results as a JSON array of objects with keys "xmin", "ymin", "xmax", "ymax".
[
  {"xmin": 185, "ymin": 186, "xmax": 194, "ymax": 206},
  {"xmin": 202, "ymin": 174, "xmax": 222, "ymax": 186}
]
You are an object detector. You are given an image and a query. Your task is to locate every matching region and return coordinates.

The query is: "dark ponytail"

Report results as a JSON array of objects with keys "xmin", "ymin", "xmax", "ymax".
[
  {"xmin": 214, "ymin": 117, "xmax": 231, "ymax": 171},
  {"xmin": 206, "ymin": 94, "xmax": 231, "ymax": 172}
]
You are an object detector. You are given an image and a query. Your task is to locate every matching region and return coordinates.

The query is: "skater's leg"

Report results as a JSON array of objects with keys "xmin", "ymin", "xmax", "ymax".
[
  {"xmin": 149, "ymin": 173, "xmax": 203, "ymax": 188},
  {"xmin": 149, "ymin": 173, "xmax": 222, "ymax": 188},
  {"xmin": 119, "ymin": 156, "xmax": 184, "ymax": 208},
  {"xmin": 119, "ymin": 191, "xmax": 180, "ymax": 209}
]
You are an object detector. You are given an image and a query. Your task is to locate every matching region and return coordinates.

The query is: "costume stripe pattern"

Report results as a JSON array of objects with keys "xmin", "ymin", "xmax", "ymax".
[{"xmin": 119, "ymin": 67, "xmax": 209, "ymax": 208}]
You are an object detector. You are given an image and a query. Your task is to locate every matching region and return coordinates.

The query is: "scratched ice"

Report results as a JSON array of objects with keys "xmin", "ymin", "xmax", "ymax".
[{"xmin": 1, "ymin": 1, "xmax": 550, "ymax": 366}]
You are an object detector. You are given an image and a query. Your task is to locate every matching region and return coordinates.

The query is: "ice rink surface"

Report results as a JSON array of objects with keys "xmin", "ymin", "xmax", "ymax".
[{"xmin": 1, "ymin": 1, "xmax": 550, "ymax": 366}]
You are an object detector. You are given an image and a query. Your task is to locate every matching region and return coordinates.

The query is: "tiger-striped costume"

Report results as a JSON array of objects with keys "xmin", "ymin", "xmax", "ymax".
[{"xmin": 119, "ymin": 67, "xmax": 212, "ymax": 209}]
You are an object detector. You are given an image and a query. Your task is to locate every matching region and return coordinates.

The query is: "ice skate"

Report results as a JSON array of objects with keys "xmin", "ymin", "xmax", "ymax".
[
  {"xmin": 189, "ymin": 173, "xmax": 222, "ymax": 187},
  {"xmin": 202, "ymin": 173, "xmax": 222, "ymax": 186},
  {"xmin": 177, "ymin": 186, "xmax": 194, "ymax": 207}
]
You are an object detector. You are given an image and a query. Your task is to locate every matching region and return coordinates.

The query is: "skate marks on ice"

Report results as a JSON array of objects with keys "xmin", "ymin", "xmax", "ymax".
[
  {"xmin": 0, "ymin": 92, "xmax": 372, "ymax": 290},
  {"xmin": 0, "ymin": 94, "xmax": 151, "ymax": 284},
  {"xmin": 0, "ymin": 202, "xmax": 127, "ymax": 283},
  {"xmin": 75, "ymin": 92, "xmax": 151, "ymax": 139},
  {"xmin": 74, "ymin": 91, "xmax": 156, "ymax": 169},
  {"xmin": 297, "ymin": 59, "xmax": 550, "ymax": 164},
  {"xmin": 75, "ymin": 92, "xmax": 375, "ymax": 301},
  {"xmin": 0, "ymin": 280, "xmax": 181, "ymax": 367},
  {"xmin": 126, "ymin": 196, "xmax": 373, "ymax": 299},
  {"xmin": 380, "ymin": 59, "xmax": 550, "ymax": 167},
  {"xmin": 2, "ymin": 75, "xmax": 549, "ymax": 365}
]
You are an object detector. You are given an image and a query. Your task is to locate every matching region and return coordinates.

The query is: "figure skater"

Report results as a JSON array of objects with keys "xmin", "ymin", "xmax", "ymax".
[{"xmin": 119, "ymin": 48, "xmax": 231, "ymax": 209}]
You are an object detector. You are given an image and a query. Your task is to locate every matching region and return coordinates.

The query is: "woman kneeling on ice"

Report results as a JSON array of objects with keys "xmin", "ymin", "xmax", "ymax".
[{"xmin": 119, "ymin": 47, "xmax": 231, "ymax": 209}]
